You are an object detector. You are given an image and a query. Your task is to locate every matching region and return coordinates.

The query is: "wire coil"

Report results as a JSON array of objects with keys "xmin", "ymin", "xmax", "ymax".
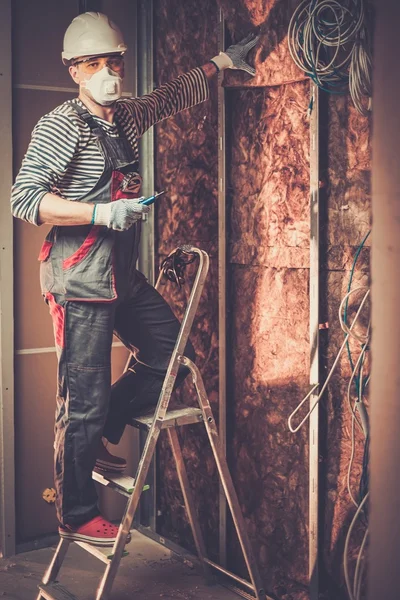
[{"xmin": 288, "ymin": 0, "xmax": 372, "ymax": 115}]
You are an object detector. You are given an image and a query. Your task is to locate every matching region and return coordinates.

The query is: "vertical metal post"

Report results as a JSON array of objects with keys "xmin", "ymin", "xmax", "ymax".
[
  {"xmin": 0, "ymin": 0, "xmax": 15, "ymax": 558},
  {"xmin": 138, "ymin": 0, "xmax": 155, "ymax": 286},
  {"xmin": 217, "ymin": 7, "xmax": 227, "ymax": 568},
  {"xmin": 137, "ymin": 0, "xmax": 156, "ymax": 532},
  {"xmin": 309, "ymin": 82, "xmax": 320, "ymax": 599}
]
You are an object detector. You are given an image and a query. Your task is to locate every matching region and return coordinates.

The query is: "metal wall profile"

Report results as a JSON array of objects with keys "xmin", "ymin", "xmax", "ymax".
[
  {"xmin": 309, "ymin": 82, "xmax": 320, "ymax": 599},
  {"xmin": 0, "ymin": 0, "xmax": 16, "ymax": 558},
  {"xmin": 217, "ymin": 7, "xmax": 227, "ymax": 568},
  {"xmin": 138, "ymin": 0, "xmax": 155, "ymax": 287},
  {"xmin": 137, "ymin": 0, "xmax": 157, "ymax": 532}
]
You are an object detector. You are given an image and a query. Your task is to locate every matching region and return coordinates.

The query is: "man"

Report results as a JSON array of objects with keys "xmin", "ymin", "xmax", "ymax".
[{"xmin": 11, "ymin": 12, "xmax": 258, "ymax": 547}]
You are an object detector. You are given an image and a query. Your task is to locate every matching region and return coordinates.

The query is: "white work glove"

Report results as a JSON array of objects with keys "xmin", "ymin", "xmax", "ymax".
[
  {"xmin": 93, "ymin": 198, "xmax": 150, "ymax": 231},
  {"xmin": 210, "ymin": 33, "xmax": 260, "ymax": 76}
]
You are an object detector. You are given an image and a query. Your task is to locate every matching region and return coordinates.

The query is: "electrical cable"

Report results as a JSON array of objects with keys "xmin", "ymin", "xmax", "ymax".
[
  {"xmin": 353, "ymin": 527, "xmax": 369, "ymax": 600},
  {"xmin": 347, "ymin": 407, "xmax": 359, "ymax": 508},
  {"xmin": 346, "ymin": 341, "xmax": 369, "ymax": 508},
  {"xmin": 344, "ymin": 492, "xmax": 369, "ymax": 600},
  {"xmin": 342, "ymin": 233, "xmax": 371, "ymax": 514},
  {"xmin": 288, "ymin": 0, "xmax": 372, "ymax": 115},
  {"xmin": 288, "ymin": 288, "xmax": 370, "ymax": 432},
  {"xmin": 287, "ymin": 233, "xmax": 371, "ymax": 597},
  {"xmin": 343, "ymin": 231, "xmax": 371, "ymax": 396},
  {"xmin": 339, "ymin": 286, "xmax": 370, "ymax": 344},
  {"xmin": 355, "ymin": 550, "xmax": 367, "ymax": 600},
  {"xmin": 341, "ymin": 237, "xmax": 370, "ymax": 598}
]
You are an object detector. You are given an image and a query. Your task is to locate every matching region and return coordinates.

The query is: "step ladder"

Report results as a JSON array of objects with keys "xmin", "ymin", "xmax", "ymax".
[{"xmin": 37, "ymin": 246, "xmax": 267, "ymax": 600}]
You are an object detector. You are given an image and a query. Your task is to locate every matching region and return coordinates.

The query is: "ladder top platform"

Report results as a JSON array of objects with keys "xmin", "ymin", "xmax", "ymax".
[{"xmin": 131, "ymin": 407, "xmax": 203, "ymax": 431}]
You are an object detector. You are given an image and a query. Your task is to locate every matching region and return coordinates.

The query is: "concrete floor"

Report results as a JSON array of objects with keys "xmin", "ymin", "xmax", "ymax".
[{"xmin": 0, "ymin": 530, "xmax": 239, "ymax": 599}]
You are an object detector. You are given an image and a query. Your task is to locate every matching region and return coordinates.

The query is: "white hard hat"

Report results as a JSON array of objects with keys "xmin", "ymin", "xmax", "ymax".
[{"xmin": 62, "ymin": 12, "xmax": 127, "ymax": 65}]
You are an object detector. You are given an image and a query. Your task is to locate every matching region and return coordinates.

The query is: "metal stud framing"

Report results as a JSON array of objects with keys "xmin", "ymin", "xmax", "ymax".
[
  {"xmin": 0, "ymin": 0, "xmax": 15, "ymax": 558},
  {"xmin": 137, "ymin": 0, "xmax": 155, "ymax": 286},
  {"xmin": 217, "ymin": 7, "xmax": 227, "ymax": 568},
  {"xmin": 136, "ymin": 0, "xmax": 157, "ymax": 531},
  {"xmin": 309, "ymin": 82, "xmax": 320, "ymax": 599}
]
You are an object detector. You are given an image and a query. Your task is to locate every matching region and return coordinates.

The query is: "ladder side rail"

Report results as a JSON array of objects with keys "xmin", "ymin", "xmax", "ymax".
[
  {"xmin": 96, "ymin": 248, "xmax": 209, "ymax": 599},
  {"xmin": 122, "ymin": 247, "xmax": 167, "ymax": 374},
  {"xmin": 167, "ymin": 427, "xmax": 213, "ymax": 583},
  {"xmin": 180, "ymin": 356, "xmax": 266, "ymax": 600},
  {"xmin": 123, "ymin": 247, "xmax": 208, "ymax": 373},
  {"xmin": 141, "ymin": 247, "xmax": 209, "ymax": 425},
  {"xmin": 38, "ymin": 538, "xmax": 71, "ymax": 589},
  {"xmin": 96, "ymin": 423, "xmax": 162, "ymax": 599}
]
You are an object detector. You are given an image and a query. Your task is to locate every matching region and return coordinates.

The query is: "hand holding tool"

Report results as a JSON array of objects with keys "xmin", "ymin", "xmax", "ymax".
[
  {"xmin": 139, "ymin": 190, "xmax": 165, "ymax": 206},
  {"xmin": 93, "ymin": 198, "xmax": 150, "ymax": 231}
]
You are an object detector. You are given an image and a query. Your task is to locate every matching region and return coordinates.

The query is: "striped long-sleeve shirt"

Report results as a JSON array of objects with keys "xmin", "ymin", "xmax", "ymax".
[{"xmin": 11, "ymin": 67, "xmax": 209, "ymax": 226}]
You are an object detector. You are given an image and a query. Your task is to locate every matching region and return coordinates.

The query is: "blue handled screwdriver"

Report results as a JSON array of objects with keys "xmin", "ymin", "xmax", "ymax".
[{"xmin": 139, "ymin": 190, "xmax": 165, "ymax": 206}]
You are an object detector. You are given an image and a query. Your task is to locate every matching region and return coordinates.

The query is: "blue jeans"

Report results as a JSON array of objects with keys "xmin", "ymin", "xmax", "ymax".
[{"xmin": 50, "ymin": 274, "xmax": 195, "ymax": 526}]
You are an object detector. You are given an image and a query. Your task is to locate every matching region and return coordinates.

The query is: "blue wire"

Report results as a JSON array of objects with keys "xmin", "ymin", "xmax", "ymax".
[{"xmin": 343, "ymin": 230, "xmax": 371, "ymax": 397}]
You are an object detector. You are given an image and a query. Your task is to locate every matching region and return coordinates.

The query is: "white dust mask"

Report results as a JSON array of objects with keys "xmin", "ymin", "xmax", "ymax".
[{"xmin": 84, "ymin": 67, "xmax": 123, "ymax": 106}]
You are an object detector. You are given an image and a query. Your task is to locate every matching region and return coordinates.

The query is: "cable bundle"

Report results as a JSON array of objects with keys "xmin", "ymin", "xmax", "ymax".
[
  {"xmin": 288, "ymin": 231, "xmax": 371, "ymax": 599},
  {"xmin": 288, "ymin": 0, "xmax": 372, "ymax": 115}
]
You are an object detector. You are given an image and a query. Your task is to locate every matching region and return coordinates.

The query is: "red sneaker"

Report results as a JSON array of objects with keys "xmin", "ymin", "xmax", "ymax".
[{"xmin": 59, "ymin": 515, "xmax": 131, "ymax": 547}]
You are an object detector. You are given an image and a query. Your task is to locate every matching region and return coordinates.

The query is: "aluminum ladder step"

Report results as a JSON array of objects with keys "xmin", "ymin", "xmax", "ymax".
[
  {"xmin": 38, "ymin": 583, "xmax": 78, "ymax": 600},
  {"xmin": 74, "ymin": 541, "xmax": 129, "ymax": 563},
  {"xmin": 92, "ymin": 469, "xmax": 150, "ymax": 498},
  {"xmin": 131, "ymin": 406, "xmax": 203, "ymax": 431}
]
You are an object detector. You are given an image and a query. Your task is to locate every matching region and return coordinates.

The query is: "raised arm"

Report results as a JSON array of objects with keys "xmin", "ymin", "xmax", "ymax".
[{"xmin": 124, "ymin": 33, "xmax": 259, "ymax": 139}]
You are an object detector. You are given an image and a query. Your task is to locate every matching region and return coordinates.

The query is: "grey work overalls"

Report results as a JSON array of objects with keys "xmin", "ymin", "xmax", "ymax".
[{"xmin": 38, "ymin": 104, "xmax": 194, "ymax": 527}]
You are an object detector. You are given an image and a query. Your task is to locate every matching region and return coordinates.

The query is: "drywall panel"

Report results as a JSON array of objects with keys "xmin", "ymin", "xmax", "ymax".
[
  {"xmin": 153, "ymin": 0, "xmax": 220, "ymax": 556},
  {"xmin": 94, "ymin": 0, "xmax": 137, "ymax": 95},
  {"xmin": 12, "ymin": 1, "xmax": 136, "ymax": 94},
  {"xmin": 12, "ymin": 0, "xmax": 77, "ymax": 88},
  {"xmin": 14, "ymin": 352, "xmax": 59, "ymax": 540},
  {"xmin": 15, "ymin": 345, "xmax": 130, "ymax": 541}
]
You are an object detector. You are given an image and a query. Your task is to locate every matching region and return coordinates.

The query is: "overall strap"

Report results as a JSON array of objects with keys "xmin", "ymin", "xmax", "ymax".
[{"xmin": 72, "ymin": 103, "xmax": 104, "ymax": 135}]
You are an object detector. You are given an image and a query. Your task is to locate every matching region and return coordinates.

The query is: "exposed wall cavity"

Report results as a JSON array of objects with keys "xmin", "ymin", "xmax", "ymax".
[
  {"xmin": 226, "ymin": 82, "xmax": 310, "ymax": 600},
  {"xmin": 319, "ymin": 95, "xmax": 371, "ymax": 600},
  {"xmin": 153, "ymin": 0, "xmax": 220, "ymax": 558},
  {"xmin": 154, "ymin": 1, "xmax": 371, "ymax": 599}
]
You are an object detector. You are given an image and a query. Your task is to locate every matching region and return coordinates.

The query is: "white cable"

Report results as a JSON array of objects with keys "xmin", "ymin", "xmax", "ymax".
[
  {"xmin": 346, "ymin": 339, "xmax": 369, "ymax": 508},
  {"xmin": 353, "ymin": 528, "xmax": 369, "ymax": 600},
  {"xmin": 344, "ymin": 492, "xmax": 369, "ymax": 600},
  {"xmin": 339, "ymin": 286, "xmax": 370, "ymax": 343},
  {"xmin": 347, "ymin": 410, "xmax": 359, "ymax": 508},
  {"xmin": 288, "ymin": 0, "xmax": 372, "ymax": 115},
  {"xmin": 355, "ymin": 555, "xmax": 367, "ymax": 600},
  {"xmin": 288, "ymin": 288, "xmax": 370, "ymax": 432},
  {"xmin": 347, "ymin": 341, "xmax": 369, "ymax": 433}
]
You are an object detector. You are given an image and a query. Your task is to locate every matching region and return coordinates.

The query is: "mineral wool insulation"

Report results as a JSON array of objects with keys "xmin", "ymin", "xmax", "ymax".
[{"xmin": 152, "ymin": 1, "xmax": 371, "ymax": 599}]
